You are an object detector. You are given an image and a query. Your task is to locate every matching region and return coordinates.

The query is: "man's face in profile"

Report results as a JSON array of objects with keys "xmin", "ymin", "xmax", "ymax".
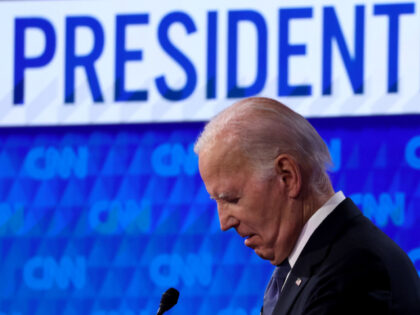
[{"xmin": 198, "ymin": 141, "xmax": 303, "ymax": 265}]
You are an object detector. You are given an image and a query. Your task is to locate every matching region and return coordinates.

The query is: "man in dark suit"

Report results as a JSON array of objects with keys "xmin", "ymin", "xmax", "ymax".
[{"xmin": 194, "ymin": 97, "xmax": 420, "ymax": 314}]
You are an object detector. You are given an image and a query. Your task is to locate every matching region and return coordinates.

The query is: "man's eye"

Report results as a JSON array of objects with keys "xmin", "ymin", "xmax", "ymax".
[{"xmin": 228, "ymin": 198, "xmax": 239, "ymax": 204}]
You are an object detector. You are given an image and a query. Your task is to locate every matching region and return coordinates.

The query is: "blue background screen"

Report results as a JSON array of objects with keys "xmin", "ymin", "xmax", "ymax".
[{"xmin": 0, "ymin": 115, "xmax": 419, "ymax": 315}]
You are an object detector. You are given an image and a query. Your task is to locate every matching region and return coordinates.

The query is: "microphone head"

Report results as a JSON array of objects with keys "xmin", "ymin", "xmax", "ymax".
[{"xmin": 159, "ymin": 288, "xmax": 179, "ymax": 312}]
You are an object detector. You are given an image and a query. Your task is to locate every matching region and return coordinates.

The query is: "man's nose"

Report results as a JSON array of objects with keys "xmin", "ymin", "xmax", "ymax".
[{"xmin": 218, "ymin": 208, "xmax": 239, "ymax": 231}]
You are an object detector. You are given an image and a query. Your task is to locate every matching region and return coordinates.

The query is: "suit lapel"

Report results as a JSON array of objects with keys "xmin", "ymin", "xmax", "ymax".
[
  {"xmin": 272, "ymin": 198, "xmax": 362, "ymax": 315},
  {"xmin": 274, "ymin": 272, "xmax": 309, "ymax": 314}
]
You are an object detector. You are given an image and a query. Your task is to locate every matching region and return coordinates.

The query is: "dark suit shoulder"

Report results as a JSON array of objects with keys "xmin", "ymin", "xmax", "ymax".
[
  {"xmin": 303, "ymin": 248, "xmax": 392, "ymax": 314},
  {"xmin": 290, "ymin": 199, "xmax": 420, "ymax": 315}
]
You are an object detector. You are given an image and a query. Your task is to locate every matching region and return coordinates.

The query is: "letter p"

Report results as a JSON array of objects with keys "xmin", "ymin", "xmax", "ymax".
[{"xmin": 14, "ymin": 18, "xmax": 56, "ymax": 105}]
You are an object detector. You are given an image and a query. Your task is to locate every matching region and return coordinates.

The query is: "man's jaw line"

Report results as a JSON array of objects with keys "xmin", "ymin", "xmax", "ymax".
[{"xmin": 237, "ymin": 232, "xmax": 279, "ymax": 263}]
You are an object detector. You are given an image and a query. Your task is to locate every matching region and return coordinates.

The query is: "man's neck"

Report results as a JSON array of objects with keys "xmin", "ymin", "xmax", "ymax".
[
  {"xmin": 288, "ymin": 191, "xmax": 345, "ymax": 269},
  {"xmin": 302, "ymin": 186, "xmax": 335, "ymax": 225}
]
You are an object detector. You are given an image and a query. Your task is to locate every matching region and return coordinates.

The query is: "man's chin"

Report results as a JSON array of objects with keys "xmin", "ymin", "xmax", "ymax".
[
  {"xmin": 254, "ymin": 249, "xmax": 286, "ymax": 265},
  {"xmin": 254, "ymin": 248, "xmax": 274, "ymax": 262}
]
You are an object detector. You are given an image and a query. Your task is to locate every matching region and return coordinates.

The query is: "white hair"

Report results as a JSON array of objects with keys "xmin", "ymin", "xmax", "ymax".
[{"xmin": 194, "ymin": 97, "xmax": 333, "ymax": 195}]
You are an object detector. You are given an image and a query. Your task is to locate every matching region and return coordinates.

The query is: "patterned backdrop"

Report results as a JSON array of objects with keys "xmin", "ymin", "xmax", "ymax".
[{"xmin": 0, "ymin": 114, "xmax": 419, "ymax": 315}]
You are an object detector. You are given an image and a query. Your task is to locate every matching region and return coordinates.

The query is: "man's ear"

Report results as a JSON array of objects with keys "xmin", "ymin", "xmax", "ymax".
[{"xmin": 274, "ymin": 154, "xmax": 302, "ymax": 198}]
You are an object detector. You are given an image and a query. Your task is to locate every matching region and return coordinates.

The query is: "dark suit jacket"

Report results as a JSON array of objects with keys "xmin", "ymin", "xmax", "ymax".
[{"xmin": 270, "ymin": 198, "xmax": 420, "ymax": 315}]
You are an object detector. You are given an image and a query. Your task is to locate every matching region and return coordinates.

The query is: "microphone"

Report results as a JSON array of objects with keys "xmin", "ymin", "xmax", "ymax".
[{"xmin": 156, "ymin": 288, "xmax": 180, "ymax": 315}]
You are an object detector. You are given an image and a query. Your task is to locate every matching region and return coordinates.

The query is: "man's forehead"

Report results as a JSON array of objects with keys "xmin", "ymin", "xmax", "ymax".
[
  {"xmin": 199, "ymin": 141, "xmax": 247, "ymax": 173},
  {"xmin": 198, "ymin": 142, "xmax": 252, "ymax": 196}
]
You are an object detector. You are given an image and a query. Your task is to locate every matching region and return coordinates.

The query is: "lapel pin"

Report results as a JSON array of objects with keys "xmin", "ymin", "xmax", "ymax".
[{"xmin": 295, "ymin": 278, "xmax": 302, "ymax": 286}]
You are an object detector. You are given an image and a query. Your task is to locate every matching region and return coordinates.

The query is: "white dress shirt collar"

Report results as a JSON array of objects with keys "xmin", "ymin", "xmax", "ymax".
[{"xmin": 288, "ymin": 191, "xmax": 346, "ymax": 268}]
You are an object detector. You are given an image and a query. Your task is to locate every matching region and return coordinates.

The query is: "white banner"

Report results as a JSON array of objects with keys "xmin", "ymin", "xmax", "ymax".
[{"xmin": 0, "ymin": 0, "xmax": 419, "ymax": 126}]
